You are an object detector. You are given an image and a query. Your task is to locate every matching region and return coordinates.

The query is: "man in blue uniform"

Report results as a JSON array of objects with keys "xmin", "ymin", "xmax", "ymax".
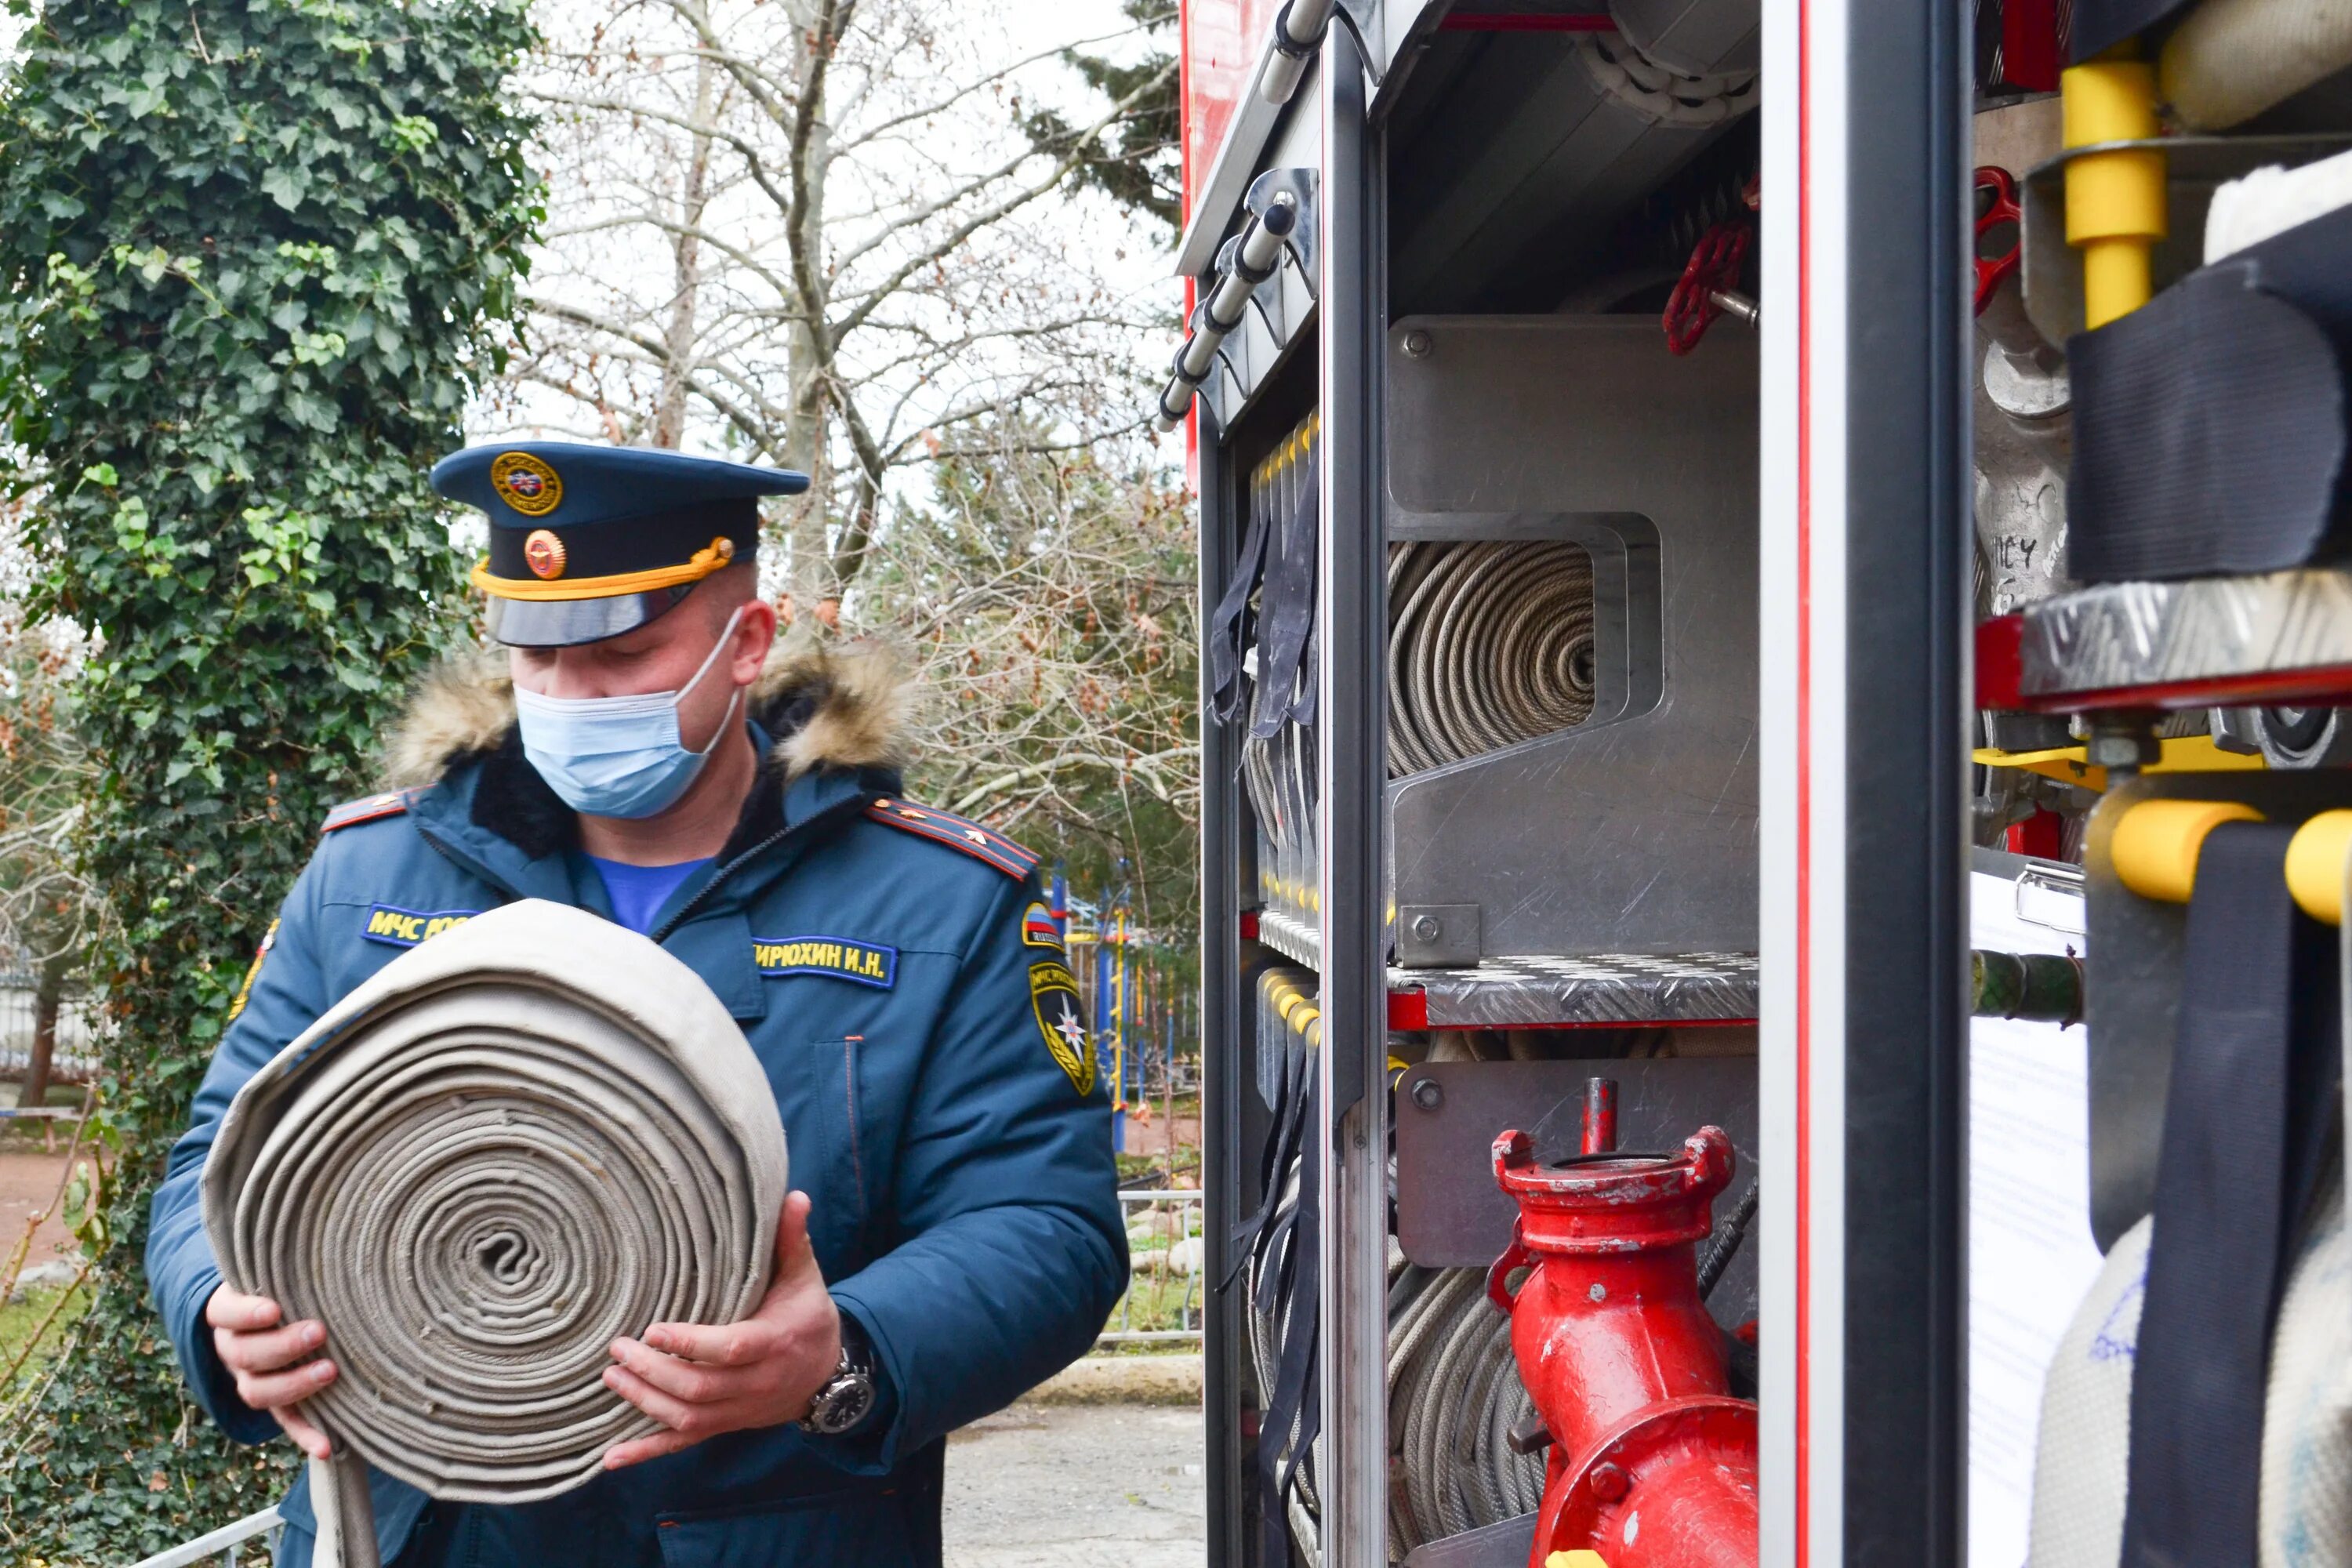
[{"xmin": 143, "ymin": 443, "xmax": 1127, "ymax": 1565}]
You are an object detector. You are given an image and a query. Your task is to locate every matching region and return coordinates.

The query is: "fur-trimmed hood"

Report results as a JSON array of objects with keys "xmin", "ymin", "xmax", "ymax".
[{"xmin": 380, "ymin": 632, "xmax": 916, "ymax": 792}]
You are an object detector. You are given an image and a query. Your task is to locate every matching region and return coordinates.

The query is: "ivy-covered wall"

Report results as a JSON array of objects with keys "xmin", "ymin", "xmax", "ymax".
[{"xmin": 0, "ymin": 0, "xmax": 539, "ymax": 1555}]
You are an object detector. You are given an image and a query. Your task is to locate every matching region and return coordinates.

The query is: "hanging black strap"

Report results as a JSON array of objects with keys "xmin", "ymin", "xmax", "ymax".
[
  {"xmin": 1225, "ymin": 1020, "xmax": 1311, "ymax": 1293},
  {"xmin": 2119, "ymin": 820, "xmax": 2342, "ymax": 1568},
  {"xmin": 1208, "ymin": 475, "xmax": 1273, "ymax": 724},
  {"xmin": 1259, "ymin": 1073, "xmax": 1322, "ymax": 1568},
  {"xmin": 1250, "ymin": 448, "xmax": 1320, "ymax": 740}
]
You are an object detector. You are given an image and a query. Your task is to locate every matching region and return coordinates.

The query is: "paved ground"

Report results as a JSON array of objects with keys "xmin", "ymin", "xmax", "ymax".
[
  {"xmin": 943, "ymin": 1402, "xmax": 1206, "ymax": 1566},
  {"xmin": 0, "ymin": 1146, "xmax": 78, "ymax": 1281}
]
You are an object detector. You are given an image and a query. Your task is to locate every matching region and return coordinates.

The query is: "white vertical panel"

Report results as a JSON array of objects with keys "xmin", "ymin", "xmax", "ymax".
[{"xmin": 1759, "ymin": 0, "xmax": 1850, "ymax": 1563}]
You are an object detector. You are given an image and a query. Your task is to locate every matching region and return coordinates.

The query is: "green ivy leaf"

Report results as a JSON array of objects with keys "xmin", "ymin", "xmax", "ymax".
[{"xmin": 0, "ymin": 0, "xmax": 542, "ymax": 1548}]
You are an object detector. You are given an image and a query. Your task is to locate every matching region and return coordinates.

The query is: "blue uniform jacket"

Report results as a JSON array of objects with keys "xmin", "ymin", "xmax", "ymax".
[{"xmin": 143, "ymin": 645, "xmax": 1127, "ymax": 1566}]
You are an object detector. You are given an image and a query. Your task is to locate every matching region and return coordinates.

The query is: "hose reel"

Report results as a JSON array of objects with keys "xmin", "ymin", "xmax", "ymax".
[{"xmin": 1387, "ymin": 539, "xmax": 1599, "ymax": 778}]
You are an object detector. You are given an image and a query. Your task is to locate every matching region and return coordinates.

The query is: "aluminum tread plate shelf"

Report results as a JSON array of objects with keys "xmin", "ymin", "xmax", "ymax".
[
  {"xmin": 1389, "ymin": 950, "xmax": 1759, "ymax": 1029},
  {"xmin": 2016, "ymin": 568, "xmax": 2352, "ymax": 710},
  {"xmin": 1249, "ymin": 912, "xmax": 1758, "ymax": 1026}
]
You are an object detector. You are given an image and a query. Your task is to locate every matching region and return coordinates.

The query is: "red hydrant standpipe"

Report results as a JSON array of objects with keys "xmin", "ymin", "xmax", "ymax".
[{"xmin": 1490, "ymin": 1123, "xmax": 1759, "ymax": 1568}]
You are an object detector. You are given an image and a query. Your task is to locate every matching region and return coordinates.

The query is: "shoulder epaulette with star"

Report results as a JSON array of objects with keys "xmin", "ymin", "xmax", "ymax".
[
  {"xmin": 321, "ymin": 791, "xmax": 411, "ymax": 834},
  {"xmin": 865, "ymin": 798, "xmax": 1040, "ymax": 880}
]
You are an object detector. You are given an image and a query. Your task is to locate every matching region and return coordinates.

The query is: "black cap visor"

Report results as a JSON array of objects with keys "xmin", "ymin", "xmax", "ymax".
[{"xmin": 485, "ymin": 586, "xmax": 699, "ymax": 648}]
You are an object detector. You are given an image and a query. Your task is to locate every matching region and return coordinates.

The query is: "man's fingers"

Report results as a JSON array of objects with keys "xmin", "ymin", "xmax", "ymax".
[
  {"xmin": 213, "ymin": 1318, "xmax": 325, "ymax": 1374},
  {"xmin": 205, "ymin": 1287, "xmax": 284, "ymax": 1334},
  {"xmin": 274, "ymin": 1405, "xmax": 332, "ymax": 1462},
  {"xmin": 601, "ymin": 1362, "xmax": 712, "ymax": 1434},
  {"xmin": 771, "ymin": 1191, "xmax": 818, "ymax": 1284},
  {"xmin": 608, "ymin": 1338, "xmax": 738, "ymax": 1404},
  {"xmin": 602, "ymin": 1427, "xmax": 702, "ymax": 1471},
  {"xmin": 236, "ymin": 1356, "xmax": 338, "ymax": 1412},
  {"xmin": 638, "ymin": 1318, "xmax": 768, "ymax": 1367}
]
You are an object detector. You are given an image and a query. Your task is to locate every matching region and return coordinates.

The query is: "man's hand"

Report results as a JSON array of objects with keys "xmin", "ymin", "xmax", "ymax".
[
  {"xmin": 601, "ymin": 1190, "xmax": 843, "ymax": 1469},
  {"xmin": 205, "ymin": 1287, "xmax": 336, "ymax": 1461}
]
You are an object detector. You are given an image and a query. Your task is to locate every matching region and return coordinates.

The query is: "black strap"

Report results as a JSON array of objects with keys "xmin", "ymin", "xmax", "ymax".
[
  {"xmin": 1259, "ymin": 1073, "xmax": 1322, "ymax": 1566},
  {"xmin": 2068, "ymin": 205, "xmax": 2352, "ymax": 583},
  {"xmin": 1250, "ymin": 448, "xmax": 1319, "ymax": 740},
  {"xmin": 2119, "ymin": 821, "xmax": 2342, "ymax": 1568},
  {"xmin": 1208, "ymin": 477, "xmax": 1273, "ymax": 724},
  {"xmin": 2068, "ymin": 0, "xmax": 2194, "ymax": 63},
  {"xmin": 1225, "ymin": 1021, "xmax": 1311, "ymax": 1293}
]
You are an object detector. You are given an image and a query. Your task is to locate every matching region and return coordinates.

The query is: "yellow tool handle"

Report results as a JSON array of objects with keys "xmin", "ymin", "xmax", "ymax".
[
  {"xmin": 2061, "ymin": 54, "xmax": 2165, "ymax": 328},
  {"xmin": 2284, "ymin": 810, "xmax": 2352, "ymax": 925},
  {"xmin": 2112, "ymin": 800, "xmax": 2352, "ymax": 925}
]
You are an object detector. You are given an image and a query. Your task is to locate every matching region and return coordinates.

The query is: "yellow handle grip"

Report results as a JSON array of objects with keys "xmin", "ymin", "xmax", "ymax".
[
  {"xmin": 2111, "ymin": 798, "xmax": 2265, "ymax": 904},
  {"xmin": 2285, "ymin": 810, "xmax": 2352, "ymax": 926},
  {"xmin": 2113, "ymin": 800, "xmax": 2352, "ymax": 925},
  {"xmin": 2061, "ymin": 58, "xmax": 2165, "ymax": 328}
]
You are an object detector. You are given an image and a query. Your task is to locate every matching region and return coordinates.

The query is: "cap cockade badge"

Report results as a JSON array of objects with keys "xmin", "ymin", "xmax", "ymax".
[
  {"xmin": 522, "ymin": 528, "xmax": 567, "ymax": 579},
  {"xmin": 491, "ymin": 451, "xmax": 564, "ymax": 517}
]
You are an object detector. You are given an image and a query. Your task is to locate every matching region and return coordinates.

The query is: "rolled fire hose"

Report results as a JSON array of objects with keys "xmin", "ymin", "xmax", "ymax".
[
  {"xmin": 201, "ymin": 899, "xmax": 789, "ymax": 1568},
  {"xmin": 1385, "ymin": 1263, "xmax": 1547, "ymax": 1559},
  {"xmin": 1388, "ymin": 540, "xmax": 1598, "ymax": 777},
  {"xmin": 2162, "ymin": 0, "xmax": 2352, "ymax": 132}
]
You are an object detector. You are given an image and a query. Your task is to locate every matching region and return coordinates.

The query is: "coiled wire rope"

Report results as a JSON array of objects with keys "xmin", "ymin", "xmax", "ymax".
[{"xmin": 1388, "ymin": 540, "xmax": 1599, "ymax": 776}]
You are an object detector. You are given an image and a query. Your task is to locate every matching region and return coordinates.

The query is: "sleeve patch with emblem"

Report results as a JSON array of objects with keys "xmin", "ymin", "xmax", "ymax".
[
  {"xmin": 1029, "ymin": 958, "xmax": 1094, "ymax": 1096},
  {"xmin": 361, "ymin": 905, "xmax": 480, "ymax": 948},
  {"xmin": 753, "ymin": 935, "xmax": 898, "ymax": 989},
  {"xmin": 1021, "ymin": 900, "xmax": 1064, "ymax": 949},
  {"xmin": 227, "ymin": 919, "xmax": 279, "ymax": 1022}
]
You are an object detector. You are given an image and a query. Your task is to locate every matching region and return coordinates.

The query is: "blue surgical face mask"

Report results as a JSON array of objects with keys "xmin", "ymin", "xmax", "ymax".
[{"xmin": 514, "ymin": 606, "xmax": 749, "ymax": 819}]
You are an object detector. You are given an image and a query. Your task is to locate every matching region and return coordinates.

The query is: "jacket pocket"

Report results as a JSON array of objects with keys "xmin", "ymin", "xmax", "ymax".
[
  {"xmin": 652, "ymin": 1482, "xmax": 933, "ymax": 1568},
  {"xmin": 792, "ymin": 1039, "xmax": 871, "ymax": 1271}
]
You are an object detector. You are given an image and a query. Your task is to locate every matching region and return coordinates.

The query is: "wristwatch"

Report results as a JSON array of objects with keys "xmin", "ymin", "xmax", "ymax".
[{"xmin": 797, "ymin": 1319, "xmax": 878, "ymax": 1436}]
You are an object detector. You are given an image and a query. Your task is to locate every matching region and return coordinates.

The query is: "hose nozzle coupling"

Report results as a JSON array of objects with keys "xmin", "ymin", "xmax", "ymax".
[{"xmin": 1492, "ymin": 1124, "xmax": 1736, "ymax": 1255}]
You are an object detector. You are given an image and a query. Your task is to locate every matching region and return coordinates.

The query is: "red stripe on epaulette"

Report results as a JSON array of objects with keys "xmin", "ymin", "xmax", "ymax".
[
  {"xmin": 866, "ymin": 799, "xmax": 1039, "ymax": 880},
  {"xmin": 321, "ymin": 791, "xmax": 410, "ymax": 834}
]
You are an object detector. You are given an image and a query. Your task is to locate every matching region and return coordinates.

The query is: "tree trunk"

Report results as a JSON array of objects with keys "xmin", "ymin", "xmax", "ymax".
[
  {"xmin": 21, "ymin": 953, "xmax": 64, "ymax": 1109},
  {"xmin": 652, "ymin": 52, "xmax": 718, "ymax": 449},
  {"xmin": 782, "ymin": 1, "xmax": 839, "ymax": 619}
]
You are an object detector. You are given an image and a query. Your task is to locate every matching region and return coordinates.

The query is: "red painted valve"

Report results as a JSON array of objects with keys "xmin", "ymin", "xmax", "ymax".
[
  {"xmin": 1490, "ymin": 1123, "xmax": 1759, "ymax": 1568},
  {"xmin": 1975, "ymin": 166, "xmax": 2023, "ymax": 315}
]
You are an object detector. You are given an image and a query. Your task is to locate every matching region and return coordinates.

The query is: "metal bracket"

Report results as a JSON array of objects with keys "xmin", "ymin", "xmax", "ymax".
[
  {"xmin": 1396, "ymin": 903, "xmax": 1480, "ymax": 967},
  {"xmin": 1333, "ymin": 0, "xmax": 1387, "ymax": 84},
  {"xmin": 1247, "ymin": 167, "xmax": 1319, "ymax": 293}
]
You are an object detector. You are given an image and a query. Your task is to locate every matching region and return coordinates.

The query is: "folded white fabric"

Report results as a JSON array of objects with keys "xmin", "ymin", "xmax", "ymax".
[{"xmin": 201, "ymin": 898, "xmax": 787, "ymax": 1509}]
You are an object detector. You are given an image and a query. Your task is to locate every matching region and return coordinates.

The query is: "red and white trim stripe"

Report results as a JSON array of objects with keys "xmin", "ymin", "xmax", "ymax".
[{"xmin": 1760, "ymin": 0, "xmax": 1847, "ymax": 1562}]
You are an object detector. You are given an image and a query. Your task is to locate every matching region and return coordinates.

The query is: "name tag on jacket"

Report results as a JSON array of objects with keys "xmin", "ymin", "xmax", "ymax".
[
  {"xmin": 361, "ymin": 905, "xmax": 481, "ymax": 947},
  {"xmin": 752, "ymin": 935, "xmax": 898, "ymax": 989}
]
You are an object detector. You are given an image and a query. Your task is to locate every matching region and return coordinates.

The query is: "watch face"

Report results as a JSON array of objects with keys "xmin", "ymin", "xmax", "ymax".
[{"xmin": 811, "ymin": 1374, "xmax": 876, "ymax": 1435}]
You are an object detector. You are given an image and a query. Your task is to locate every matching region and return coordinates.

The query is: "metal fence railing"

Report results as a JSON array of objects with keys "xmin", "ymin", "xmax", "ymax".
[
  {"xmin": 1100, "ymin": 1187, "xmax": 1204, "ymax": 1346},
  {"xmin": 126, "ymin": 1506, "xmax": 281, "ymax": 1568},
  {"xmin": 0, "ymin": 975, "xmax": 100, "ymax": 1086}
]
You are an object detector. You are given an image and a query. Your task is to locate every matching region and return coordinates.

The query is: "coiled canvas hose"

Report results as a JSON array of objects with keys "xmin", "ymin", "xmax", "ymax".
[
  {"xmin": 202, "ymin": 899, "xmax": 788, "ymax": 1566},
  {"xmin": 1244, "ymin": 1235, "xmax": 1548, "ymax": 1563},
  {"xmin": 1385, "ymin": 1264, "xmax": 1546, "ymax": 1558},
  {"xmin": 1388, "ymin": 540, "xmax": 1599, "ymax": 777}
]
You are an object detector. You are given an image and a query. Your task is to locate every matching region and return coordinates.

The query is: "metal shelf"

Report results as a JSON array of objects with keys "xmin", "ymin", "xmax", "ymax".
[
  {"xmin": 1997, "ymin": 569, "xmax": 2352, "ymax": 711},
  {"xmin": 1247, "ymin": 909, "xmax": 1761, "ymax": 1029},
  {"xmin": 1386, "ymin": 951, "xmax": 1759, "ymax": 1030}
]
